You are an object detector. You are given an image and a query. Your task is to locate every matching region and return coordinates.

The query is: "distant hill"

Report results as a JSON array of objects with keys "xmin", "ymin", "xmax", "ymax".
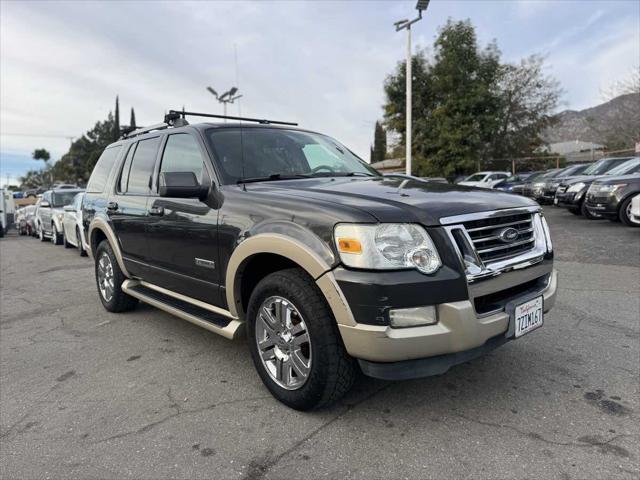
[{"xmin": 544, "ymin": 93, "xmax": 639, "ymax": 145}]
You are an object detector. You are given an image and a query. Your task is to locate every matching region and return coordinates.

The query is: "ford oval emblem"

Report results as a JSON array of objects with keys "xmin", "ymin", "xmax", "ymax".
[{"xmin": 498, "ymin": 227, "xmax": 519, "ymax": 243}]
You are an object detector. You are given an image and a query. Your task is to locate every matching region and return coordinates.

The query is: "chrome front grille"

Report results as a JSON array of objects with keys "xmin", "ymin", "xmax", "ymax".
[
  {"xmin": 462, "ymin": 213, "xmax": 535, "ymax": 263},
  {"xmin": 441, "ymin": 206, "xmax": 548, "ymax": 282}
]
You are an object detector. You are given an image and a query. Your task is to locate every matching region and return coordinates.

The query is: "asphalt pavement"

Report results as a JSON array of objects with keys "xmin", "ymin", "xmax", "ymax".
[{"xmin": 1, "ymin": 206, "xmax": 639, "ymax": 479}]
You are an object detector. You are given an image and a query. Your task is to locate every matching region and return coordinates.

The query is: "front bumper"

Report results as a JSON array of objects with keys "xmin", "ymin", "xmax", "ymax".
[
  {"xmin": 584, "ymin": 195, "xmax": 618, "ymax": 218},
  {"xmin": 555, "ymin": 189, "xmax": 584, "ymax": 208},
  {"xmin": 338, "ymin": 266, "xmax": 557, "ymax": 374}
]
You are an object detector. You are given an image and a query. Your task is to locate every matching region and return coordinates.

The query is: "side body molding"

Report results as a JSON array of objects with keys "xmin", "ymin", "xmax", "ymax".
[
  {"xmin": 88, "ymin": 217, "xmax": 131, "ymax": 278},
  {"xmin": 225, "ymin": 233, "xmax": 356, "ymax": 327}
]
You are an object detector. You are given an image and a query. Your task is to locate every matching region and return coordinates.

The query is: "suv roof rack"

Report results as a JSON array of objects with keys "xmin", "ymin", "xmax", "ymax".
[
  {"xmin": 121, "ymin": 110, "xmax": 298, "ymax": 140},
  {"xmin": 164, "ymin": 109, "xmax": 298, "ymax": 126},
  {"xmin": 122, "ymin": 123, "xmax": 170, "ymax": 139}
]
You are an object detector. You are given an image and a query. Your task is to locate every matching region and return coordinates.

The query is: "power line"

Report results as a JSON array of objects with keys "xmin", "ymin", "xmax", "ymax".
[{"xmin": 1, "ymin": 132, "xmax": 75, "ymax": 140}]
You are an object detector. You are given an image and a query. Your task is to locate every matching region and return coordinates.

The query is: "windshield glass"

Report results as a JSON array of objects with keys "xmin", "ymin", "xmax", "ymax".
[
  {"xmin": 560, "ymin": 164, "xmax": 589, "ymax": 176},
  {"xmin": 582, "ymin": 158, "xmax": 628, "ymax": 176},
  {"xmin": 538, "ymin": 169, "xmax": 561, "ymax": 180},
  {"xmin": 52, "ymin": 191, "xmax": 81, "ymax": 207},
  {"xmin": 206, "ymin": 128, "xmax": 379, "ymax": 184},
  {"xmin": 606, "ymin": 158, "xmax": 640, "ymax": 175},
  {"xmin": 465, "ymin": 173, "xmax": 487, "ymax": 182}
]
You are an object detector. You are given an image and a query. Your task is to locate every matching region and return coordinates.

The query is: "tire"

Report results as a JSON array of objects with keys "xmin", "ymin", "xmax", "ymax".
[
  {"xmin": 246, "ymin": 268, "xmax": 356, "ymax": 411},
  {"xmin": 77, "ymin": 227, "xmax": 88, "ymax": 256},
  {"xmin": 63, "ymin": 230, "xmax": 72, "ymax": 248},
  {"xmin": 619, "ymin": 197, "xmax": 639, "ymax": 227},
  {"xmin": 581, "ymin": 201, "xmax": 600, "ymax": 220},
  {"xmin": 51, "ymin": 224, "xmax": 62, "ymax": 245},
  {"xmin": 568, "ymin": 207, "xmax": 581, "ymax": 216},
  {"xmin": 94, "ymin": 240, "xmax": 138, "ymax": 312}
]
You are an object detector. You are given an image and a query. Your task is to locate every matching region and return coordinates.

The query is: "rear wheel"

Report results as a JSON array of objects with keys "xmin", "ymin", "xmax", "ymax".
[
  {"xmin": 246, "ymin": 268, "xmax": 356, "ymax": 410},
  {"xmin": 94, "ymin": 240, "xmax": 138, "ymax": 312},
  {"xmin": 51, "ymin": 224, "xmax": 62, "ymax": 245},
  {"xmin": 63, "ymin": 229, "xmax": 72, "ymax": 248},
  {"xmin": 619, "ymin": 197, "xmax": 639, "ymax": 227}
]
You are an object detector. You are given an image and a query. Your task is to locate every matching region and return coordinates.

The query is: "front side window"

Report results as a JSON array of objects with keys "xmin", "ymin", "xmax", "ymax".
[
  {"xmin": 159, "ymin": 134, "xmax": 205, "ymax": 182},
  {"xmin": 206, "ymin": 128, "xmax": 379, "ymax": 184},
  {"xmin": 126, "ymin": 137, "xmax": 160, "ymax": 194},
  {"xmin": 86, "ymin": 146, "xmax": 122, "ymax": 193}
]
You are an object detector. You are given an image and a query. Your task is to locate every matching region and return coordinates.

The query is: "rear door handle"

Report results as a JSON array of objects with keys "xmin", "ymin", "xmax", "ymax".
[
  {"xmin": 148, "ymin": 206, "xmax": 164, "ymax": 216},
  {"xmin": 107, "ymin": 201, "xmax": 118, "ymax": 212}
]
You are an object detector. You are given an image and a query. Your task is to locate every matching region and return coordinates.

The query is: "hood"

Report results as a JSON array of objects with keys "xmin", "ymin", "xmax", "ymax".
[
  {"xmin": 591, "ymin": 174, "xmax": 640, "ymax": 185},
  {"xmin": 248, "ymin": 177, "xmax": 538, "ymax": 225}
]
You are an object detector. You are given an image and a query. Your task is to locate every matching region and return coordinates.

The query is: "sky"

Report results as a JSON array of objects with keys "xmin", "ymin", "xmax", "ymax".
[{"xmin": 1, "ymin": 0, "xmax": 638, "ymax": 186}]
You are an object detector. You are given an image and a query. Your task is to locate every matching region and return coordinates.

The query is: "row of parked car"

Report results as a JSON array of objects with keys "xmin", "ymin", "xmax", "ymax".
[
  {"xmin": 451, "ymin": 156, "xmax": 640, "ymax": 226},
  {"xmin": 15, "ymin": 188, "xmax": 89, "ymax": 255}
]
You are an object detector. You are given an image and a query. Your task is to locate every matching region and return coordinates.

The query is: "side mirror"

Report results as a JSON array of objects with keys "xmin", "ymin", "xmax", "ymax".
[
  {"xmin": 63, "ymin": 205, "xmax": 75, "ymax": 212},
  {"xmin": 159, "ymin": 172, "xmax": 209, "ymax": 199},
  {"xmin": 40, "ymin": 201, "xmax": 50, "ymax": 208}
]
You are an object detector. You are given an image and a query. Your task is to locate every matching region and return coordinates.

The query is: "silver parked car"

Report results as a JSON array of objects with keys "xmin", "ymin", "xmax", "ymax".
[
  {"xmin": 36, "ymin": 188, "xmax": 83, "ymax": 244},
  {"xmin": 62, "ymin": 192, "xmax": 88, "ymax": 256}
]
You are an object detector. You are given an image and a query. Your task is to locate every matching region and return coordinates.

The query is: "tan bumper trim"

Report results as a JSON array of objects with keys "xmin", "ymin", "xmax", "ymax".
[{"xmin": 339, "ymin": 269, "xmax": 557, "ymax": 363}]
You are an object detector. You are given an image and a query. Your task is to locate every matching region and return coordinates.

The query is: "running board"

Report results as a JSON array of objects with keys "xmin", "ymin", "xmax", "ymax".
[{"xmin": 122, "ymin": 280, "xmax": 243, "ymax": 340}]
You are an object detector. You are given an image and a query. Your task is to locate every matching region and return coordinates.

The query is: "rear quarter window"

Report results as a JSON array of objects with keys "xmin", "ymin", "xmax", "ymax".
[{"xmin": 86, "ymin": 146, "xmax": 122, "ymax": 193}]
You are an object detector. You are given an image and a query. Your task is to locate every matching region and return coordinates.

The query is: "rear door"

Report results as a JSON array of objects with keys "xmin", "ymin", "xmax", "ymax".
[
  {"xmin": 144, "ymin": 131, "xmax": 222, "ymax": 305},
  {"xmin": 110, "ymin": 136, "xmax": 161, "ymax": 271}
]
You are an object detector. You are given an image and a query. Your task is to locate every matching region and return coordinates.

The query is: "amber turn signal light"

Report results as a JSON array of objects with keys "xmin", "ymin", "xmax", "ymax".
[{"xmin": 337, "ymin": 238, "xmax": 362, "ymax": 254}]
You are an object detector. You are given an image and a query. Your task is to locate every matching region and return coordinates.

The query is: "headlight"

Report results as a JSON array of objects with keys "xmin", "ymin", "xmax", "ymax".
[
  {"xmin": 56, "ymin": 213, "xmax": 64, "ymax": 221},
  {"xmin": 540, "ymin": 214, "xmax": 553, "ymax": 253},
  {"xmin": 334, "ymin": 223, "xmax": 442, "ymax": 274},
  {"xmin": 595, "ymin": 183, "xmax": 627, "ymax": 194},
  {"xmin": 567, "ymin": 182, "xmax": 586, "ymax": 193}
]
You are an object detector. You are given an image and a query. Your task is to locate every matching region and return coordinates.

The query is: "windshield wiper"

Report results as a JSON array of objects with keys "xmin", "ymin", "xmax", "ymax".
[{"xmin": 237, "ymin": 173, "xmax": 313, "ymax": 184}]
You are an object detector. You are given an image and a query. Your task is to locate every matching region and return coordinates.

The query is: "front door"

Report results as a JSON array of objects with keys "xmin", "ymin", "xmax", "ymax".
[{"xmin": 144, "ymin": 132, "xmax": 222, "ymax": 306}]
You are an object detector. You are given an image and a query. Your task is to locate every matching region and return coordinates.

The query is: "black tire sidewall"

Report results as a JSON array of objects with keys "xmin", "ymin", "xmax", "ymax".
[
  {"xmin": 619, "ymin": 197, "xmax": 639, "ymax": 227},
  {"xmin": 94, "ymin": 240, "xmax": 136, "ymax": 312},
  {"xmin": 246, "ymin": 269, "xmax": 348, "ymax": 410}
]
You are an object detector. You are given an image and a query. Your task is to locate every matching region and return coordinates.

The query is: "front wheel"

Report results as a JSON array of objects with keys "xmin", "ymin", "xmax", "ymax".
[
  {"xmin": 51, "ymin": 224, "xmax": 62, "ymax": 245},
  {"xmin": 619, "ymin": 197, "xmax": 640, "ymax": 227},
  {"xmin": 246, "ymin": 268, "xmax": 356, "ymax": 410},
  {"xmin": 581, "ymin": 201, "xmax": 600, "ymax": 220},
  {"xmin": 94, "ymin": 240, "xmax": 138, "ymax": 312}
]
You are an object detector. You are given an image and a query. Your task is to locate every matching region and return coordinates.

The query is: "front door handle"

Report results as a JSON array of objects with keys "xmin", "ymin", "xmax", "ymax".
[
  {"xmin": 106, "ymin": 201, "xmax": 118, "ymax": 212},
  {"xmin": 149, "ymin": 206, "xmax": 164, "ymax": 216}
]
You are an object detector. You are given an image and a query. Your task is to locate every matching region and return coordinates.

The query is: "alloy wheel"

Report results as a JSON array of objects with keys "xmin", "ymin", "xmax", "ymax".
[
  {"xmin": 97, "ymin": 253, "xmax": 115, "ymax": 302},
  {"xmin": 255, "ymin": 296, "xmax": 312, "ymax": 390}
]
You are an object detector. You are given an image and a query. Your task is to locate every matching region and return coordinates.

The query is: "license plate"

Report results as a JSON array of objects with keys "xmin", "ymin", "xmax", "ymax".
[{"xmin": 514, "ymin": 296, "xmax": 543, "ymax": 338}]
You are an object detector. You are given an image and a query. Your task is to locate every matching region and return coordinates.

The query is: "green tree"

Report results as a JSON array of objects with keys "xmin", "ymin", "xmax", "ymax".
[
  {"xmin": 114, "ymin": 95, "xmax": 120, "ymax": 141},
  {"xmin": 130, "ymin": 107, "xmax": 137, "ymax": 129},
  {"xmin": 383, "ymin": 19, "xmax": 560, "ymax": 177},
  {"xmin": 370, "ymin": 121, "xmax": 387, "ymax": 163},
  {"xmin": 32, "ymin": 148, "xmax": 50, "ymax": 162}
]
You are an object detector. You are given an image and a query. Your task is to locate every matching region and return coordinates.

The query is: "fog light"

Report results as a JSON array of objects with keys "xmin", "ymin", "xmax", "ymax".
[{"xmin": 388, "ymin": 306, "xmax": 437, "ymax": 328}]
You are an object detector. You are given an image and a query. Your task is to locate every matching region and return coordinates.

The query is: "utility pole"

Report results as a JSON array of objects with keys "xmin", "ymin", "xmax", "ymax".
[{"xmin": 394, "ymin": 1, "xmax": 430, "ymax": 176}]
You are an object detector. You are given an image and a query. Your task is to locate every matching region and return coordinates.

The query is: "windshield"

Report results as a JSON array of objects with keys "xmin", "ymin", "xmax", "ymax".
[
  {"xmin": 465, "ymin": 173, "xmax": 487, "ymax": 182},
  {"xmin": 560, "ymin": 164, "xmax": 589, "ymax": 177},
  {"xmin": 206, "ymin": 128, "xmax": 379, "ymax": 184},
  {"xmin": 583, "ymin": 158, "xmax": 629, "ymax": 176},
  {"xmin": 605, "ymin": 158, "xmax": 640, "ymax": 176},
  {"xmin": 52, "ymin": 191, "xmax": 81, "ymax": 207}
]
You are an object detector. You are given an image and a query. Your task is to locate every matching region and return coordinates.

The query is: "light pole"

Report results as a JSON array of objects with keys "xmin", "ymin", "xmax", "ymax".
[
  {"xmin": 395, "ymin": 0, "xmax": 430, "ymax": 176},
  {"xmin": 206, "ymin": 86, "xmax": 243, "ymax": 120}
]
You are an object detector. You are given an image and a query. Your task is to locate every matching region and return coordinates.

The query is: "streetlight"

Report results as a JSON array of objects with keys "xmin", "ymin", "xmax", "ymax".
[
  {"xmin": 206, "ymin": 86, "xmax": 243, "ymax": 119},
  {"xmin": 394, "ymin": 0, "xmax": 430, "ymax": 176}
]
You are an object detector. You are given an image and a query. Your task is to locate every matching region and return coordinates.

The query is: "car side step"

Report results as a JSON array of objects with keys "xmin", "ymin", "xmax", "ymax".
[{"xmin": 122, "ymin": 280, "xmax": 243, "ymax": 340}]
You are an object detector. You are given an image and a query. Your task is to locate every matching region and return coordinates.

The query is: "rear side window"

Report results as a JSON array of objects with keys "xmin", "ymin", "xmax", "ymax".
[
  {"xmin": 86, "ymin": 146, "xmax": 122, "ymax": 193},
  {"xmin": 126, "ymin": 137, "xmax": 160, "ymax": 194},
  {"xmin": 160, "ymin": 134, "xmax": 205, "ymax": 181}
]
